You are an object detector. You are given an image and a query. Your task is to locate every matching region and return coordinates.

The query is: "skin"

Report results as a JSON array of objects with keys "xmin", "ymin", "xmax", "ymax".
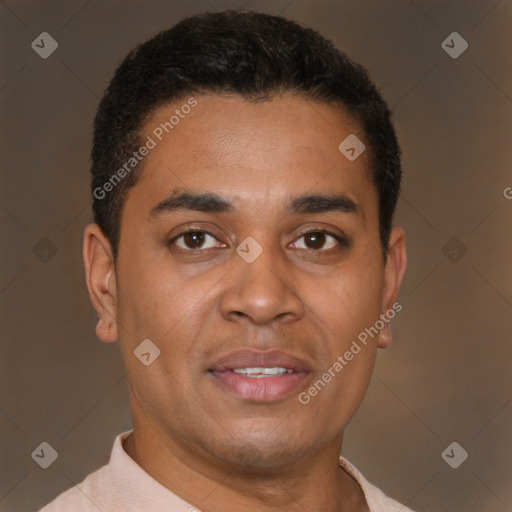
[{"xmin": 83, "ymin": 94, "xmax": 407, "ymax": 512}]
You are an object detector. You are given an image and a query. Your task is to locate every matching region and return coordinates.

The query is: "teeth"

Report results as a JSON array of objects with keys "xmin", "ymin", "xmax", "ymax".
[{"xmin": 232, "ymin": 367, "xmax": 293, "ymax": 378}]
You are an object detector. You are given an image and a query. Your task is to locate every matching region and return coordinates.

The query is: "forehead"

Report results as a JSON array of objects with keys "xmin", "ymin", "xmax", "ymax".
[{"xmin": 126, "ymin": 94, "xmax": 377, "ymax": 222}]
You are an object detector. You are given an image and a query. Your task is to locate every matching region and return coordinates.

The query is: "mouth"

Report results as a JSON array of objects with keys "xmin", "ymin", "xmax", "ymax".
[
  {"xmin": 208, "ymin": 349, "xmax": 312, "ymax": 402},
  {"xmin": 232, "ymin": 367, "xmax": 294, "ymax": 377}
]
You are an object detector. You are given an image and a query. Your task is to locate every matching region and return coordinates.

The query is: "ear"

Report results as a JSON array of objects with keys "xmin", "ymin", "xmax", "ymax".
[
  {"xmin": 378, "ymin": 226, "xmax": 407, "ymax": 349},
  {"xmin": 83, "ymin": 223, "xmax": 118, "ymax": 343}
]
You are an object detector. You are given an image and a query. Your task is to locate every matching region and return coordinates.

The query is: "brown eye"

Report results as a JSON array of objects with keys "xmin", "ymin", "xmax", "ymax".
[
  {"xmin": 182, "ymin": 231, "xmax": 206, "ymax": 249},
  {"xmin": 304, "ymin": 232, "xmax": 327, "ymax": 250},
  {"xmin": 172, "ymin": 230, "xmax": 221, "ymax": 251},
  {"xmin": 291, "ymin": 230, "xmax": 347, "ymax": 251}
]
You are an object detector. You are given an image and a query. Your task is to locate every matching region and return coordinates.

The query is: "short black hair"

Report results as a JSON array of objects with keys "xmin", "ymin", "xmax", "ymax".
[{"xmin": 91, "ymin": 10, "xmax": 401, "ymax": 261}]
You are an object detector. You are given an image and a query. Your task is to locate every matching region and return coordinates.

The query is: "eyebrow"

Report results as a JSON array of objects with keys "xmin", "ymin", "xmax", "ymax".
[{"xmin": 149, "ymin": 190, "xmax": 359, "ymax": 217}]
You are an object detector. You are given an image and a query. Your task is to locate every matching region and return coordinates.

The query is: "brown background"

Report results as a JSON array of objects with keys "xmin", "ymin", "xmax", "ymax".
[{"xmin": 1, "ymin": 1, "xmax": 511, "ymax": 510}]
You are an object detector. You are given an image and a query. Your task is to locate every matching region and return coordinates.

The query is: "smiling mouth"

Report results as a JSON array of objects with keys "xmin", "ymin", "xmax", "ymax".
[
  {"xmin": 209, "ymin": 367, "xmax": 309, "ymax": 402},
  {"xmin": 207, "ymin": 349, "xmax": 312, "ymax": 402},
  {"xmin": 232, "ymin": 367, "xmax": 294, "ymax": 377}
]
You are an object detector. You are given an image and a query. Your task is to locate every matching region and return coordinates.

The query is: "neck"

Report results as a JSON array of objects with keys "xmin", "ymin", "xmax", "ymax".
[{"xmin": 123, "ymin": 422, "xmax": 368, "ymax": 512}]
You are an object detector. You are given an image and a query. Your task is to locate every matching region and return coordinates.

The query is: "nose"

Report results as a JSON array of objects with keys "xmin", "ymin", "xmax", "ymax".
[{"xmin": 219, "ymin": 237, "xmax": 305, "ymax": 326}]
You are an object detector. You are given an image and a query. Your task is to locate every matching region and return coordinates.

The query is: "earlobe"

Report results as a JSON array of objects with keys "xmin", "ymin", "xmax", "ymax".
[
  {"xmin": 96, "ymin": 318, "xmax": 116, "ymax": 343},
  {"xmin": 378, "ymin": 226, "xmax": 407, "ymax": 349},
  {"xmin": 83, "ymin": 223, "xmax": 118, "ymax": 343},
  {"xmin": 378, "ymin": 322, "xmax": 392, "ymax": 349}
]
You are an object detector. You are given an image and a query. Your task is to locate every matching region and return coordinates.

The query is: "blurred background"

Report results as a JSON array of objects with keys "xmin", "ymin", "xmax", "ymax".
[{"xmin": 1, "ymin": 1, "xmax": 511, "ymax": 510}]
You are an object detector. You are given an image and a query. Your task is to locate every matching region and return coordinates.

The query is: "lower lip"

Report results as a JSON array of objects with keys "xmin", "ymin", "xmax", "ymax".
[{"xmin": 210, "ymin": 370, "xmax": 310, "ymax": 402}]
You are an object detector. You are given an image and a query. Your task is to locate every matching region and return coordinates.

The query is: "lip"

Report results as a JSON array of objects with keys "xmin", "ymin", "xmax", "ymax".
[
  {"xmin": 208, "ymin": 349, "xmax": 312, "ymax": 402},
  {"xmin": 209, "ymin": 349, "xmax": 312, "ymax": 373}
]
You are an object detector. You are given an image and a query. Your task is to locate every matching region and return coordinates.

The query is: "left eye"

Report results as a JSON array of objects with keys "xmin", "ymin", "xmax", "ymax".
[{"xmin": 291, "ymin": 231, "xmax": 342, "ymax": 251}]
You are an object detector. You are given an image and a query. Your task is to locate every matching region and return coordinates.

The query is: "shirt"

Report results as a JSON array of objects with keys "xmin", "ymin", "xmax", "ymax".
[{"xmin": 40, "ymin": 431, "xmax": 415, "ymax": 512}]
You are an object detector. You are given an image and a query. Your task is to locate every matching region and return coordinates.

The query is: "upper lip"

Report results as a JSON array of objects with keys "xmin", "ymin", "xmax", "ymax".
[{"xmin": 209, "ymin": 349, "xmax": 312, "ymax": 373}]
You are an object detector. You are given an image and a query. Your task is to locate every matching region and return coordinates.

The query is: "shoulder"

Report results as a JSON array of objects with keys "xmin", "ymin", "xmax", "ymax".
[
  {"xmin": 339, "ymin": 456, "xmax": 416, "ymax": 512},
  {"xmin": 38, "ymin": 464, "xmax": 113, "ymax": 512},
  {"xmin": 37, "ymin": 431, "xmax": 134, "ymax": 512}
]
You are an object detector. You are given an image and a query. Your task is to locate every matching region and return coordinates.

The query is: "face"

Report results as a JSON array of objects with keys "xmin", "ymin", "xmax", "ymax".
[{"xmin": 84, "ymin": 94, "xmax": 406, "ymax": 472}]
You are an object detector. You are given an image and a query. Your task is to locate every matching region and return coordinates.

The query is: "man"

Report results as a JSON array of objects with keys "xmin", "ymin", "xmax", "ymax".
[{"xmin": 41, "ymin": 9, "xmax": 410, "ymax": 512}]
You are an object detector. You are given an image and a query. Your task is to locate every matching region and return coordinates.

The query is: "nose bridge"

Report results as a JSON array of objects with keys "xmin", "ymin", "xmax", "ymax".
[{"xmin": 220, "ymin": 232, "xmax": 304, "ymax": 325}]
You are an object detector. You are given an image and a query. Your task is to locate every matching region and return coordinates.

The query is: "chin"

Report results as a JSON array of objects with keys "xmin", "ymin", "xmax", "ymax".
[{"xmin": 201, "ymin": 429, "xmax": 312, "ymax": 472}]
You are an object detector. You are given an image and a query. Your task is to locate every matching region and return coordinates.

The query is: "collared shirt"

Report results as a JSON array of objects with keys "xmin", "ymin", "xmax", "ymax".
[{"xmin": 40, "ymin": 431, "xmax": 415, "ymax": 512}]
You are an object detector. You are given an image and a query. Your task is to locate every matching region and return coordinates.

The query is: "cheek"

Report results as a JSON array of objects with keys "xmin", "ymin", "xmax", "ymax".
[
  {"xmin": 114, "ymin": 264, "xmax": 204, "ymax": 414},
  {"xmin": 115, "ymin": 252, "xmax": 220, "ymax": 369},
  {"xmin": 116, "ymin": 271, "xmax": 172, "ymax": 337},
  {"xmin": 296, "ymin": 332, "xmax": 376, "ymax": 440},
  {"xmin": 309, "ymin": 259, "xmax": 383, "ymax": 344}
]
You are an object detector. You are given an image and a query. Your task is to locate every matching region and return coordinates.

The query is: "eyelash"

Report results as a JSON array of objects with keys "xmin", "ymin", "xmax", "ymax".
[{"xmin": 168, "ymin": 228, "xmax": 349, "ymax": 253}]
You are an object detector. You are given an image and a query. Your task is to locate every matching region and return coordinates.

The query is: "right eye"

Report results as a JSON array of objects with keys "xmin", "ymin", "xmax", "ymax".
[{"xmin": 169, "ymin": 230, "xmax": 226, "ymax": 252}]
